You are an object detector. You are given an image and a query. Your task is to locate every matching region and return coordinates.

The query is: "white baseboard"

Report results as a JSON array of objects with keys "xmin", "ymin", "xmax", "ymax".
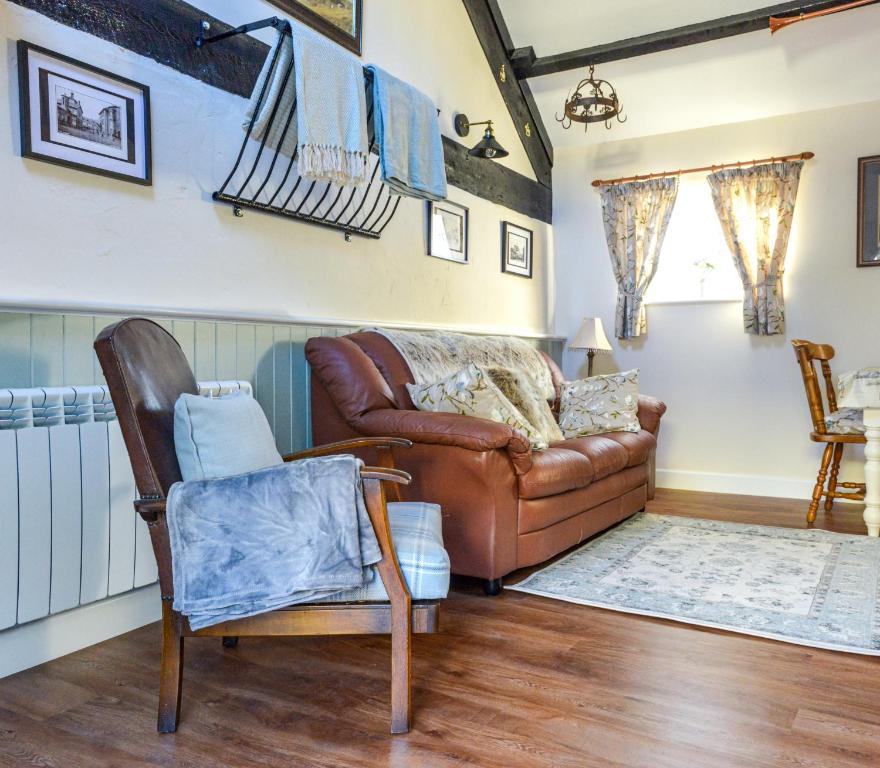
[
  {"xmin": 656, "ymin": 468, "xmax": 860, "ymax": 503},
  {"xmin": 0, "ymin": 584, "xmax": 160, "ymax": 679}
]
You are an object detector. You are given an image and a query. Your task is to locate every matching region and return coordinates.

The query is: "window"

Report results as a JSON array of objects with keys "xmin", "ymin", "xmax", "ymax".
[{"xmin": 645, "ymin": 175, "xmax": 742, "ymax": 304}]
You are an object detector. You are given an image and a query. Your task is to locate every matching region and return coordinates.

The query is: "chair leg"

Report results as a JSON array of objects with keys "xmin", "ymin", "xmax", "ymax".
[
  {"xmin": 808, "ymin": 444, "xmax": 835, "ymax": 525},
  {"xmin": 157, "ymin": 604, "xmax": 184, "ymax": 734},
  {"xmin": 389, "ymin": 602, "xmax": 412, "ymax": 734},
  {"xmin": 824, "ymin": 443, "xmax": 844, "ymax": 512},
  {"xmin": 483, "ymin": 578, "xmax": 503, "ymax": 596}
]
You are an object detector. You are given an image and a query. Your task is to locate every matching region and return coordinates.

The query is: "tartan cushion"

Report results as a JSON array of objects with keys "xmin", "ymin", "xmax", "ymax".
[{"xmin": 319, "ymin": 501, "xmax": 450, "ymax": 602}]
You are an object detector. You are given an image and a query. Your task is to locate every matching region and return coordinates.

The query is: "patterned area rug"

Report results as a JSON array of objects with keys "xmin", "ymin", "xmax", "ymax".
[{"xmin": 508, "ymin": 513, "xmax": 880, "ymax": 655}]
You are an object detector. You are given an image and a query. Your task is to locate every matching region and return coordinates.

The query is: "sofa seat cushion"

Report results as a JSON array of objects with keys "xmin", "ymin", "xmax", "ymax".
[
  {"xmin": 320, "ymin": 502, "xmax": 450, "ymax": 602},
  {"xmin": 601, "ymin": 430, "xmax": 657, "ymax": 467},
  {"xmin": 518, "ymin": 447, "xmax": 595, "ymax": 500},
  {"xmin": 552, "ymin": 435, "xmax": 629, "ymax": 480}
]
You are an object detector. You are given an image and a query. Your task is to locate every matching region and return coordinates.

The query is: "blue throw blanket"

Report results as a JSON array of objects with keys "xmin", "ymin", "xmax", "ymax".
[
  {"xmin": 366, "ymin": 65, "xmax": 447, "ymax": 201},
  {"xmin": 166, "ymin": 455, "xmax": 381, "ymax": 630}
]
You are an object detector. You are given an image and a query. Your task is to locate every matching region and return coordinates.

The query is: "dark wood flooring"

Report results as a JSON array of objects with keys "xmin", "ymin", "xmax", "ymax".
[{"xmin": 1, "ymin": 490, "xmax": 878, "ymax": 767}]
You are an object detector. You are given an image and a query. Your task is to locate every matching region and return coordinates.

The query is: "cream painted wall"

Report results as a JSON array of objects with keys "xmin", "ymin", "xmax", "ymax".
[
  {"xmin": 0, "ymin": 1, "xmax": 553, "ymax": 337},
  {"xmin": 553, "ymin": 100, "xmax": 880, "ymax": 498}
]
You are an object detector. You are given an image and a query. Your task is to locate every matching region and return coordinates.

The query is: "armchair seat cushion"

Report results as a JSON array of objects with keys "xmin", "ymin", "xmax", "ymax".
[
  {"xmin": 518, "ymin": 447, "xmax": 595, "ymax": 500},
  {"xmin": 321, "ymin": 501, "xmax": 450, "ymax": 602}
]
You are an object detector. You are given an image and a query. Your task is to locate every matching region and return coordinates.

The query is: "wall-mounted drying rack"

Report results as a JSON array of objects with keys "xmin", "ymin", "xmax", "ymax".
[{"xmin": 196, "ymin": 17, "xmax": 401, "ymax": 240}]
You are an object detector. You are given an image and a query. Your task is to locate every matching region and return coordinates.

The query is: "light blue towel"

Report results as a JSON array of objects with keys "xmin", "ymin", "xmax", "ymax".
[
  {"xmin": 366, "ymin": 65, "xmax": 447, "ymax": 201},
  {"xmin": 166, "ymin": 455, "xmax": 381, "ymax": 630}
]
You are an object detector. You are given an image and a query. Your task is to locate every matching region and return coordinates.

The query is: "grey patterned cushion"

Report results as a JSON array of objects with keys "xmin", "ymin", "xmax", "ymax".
[
  {"xmin": 321, "ymin": 501, "xmax": 450, "ymax": 602},
  {"xmin": 824, "ymin": 408, "xmax": 865, "ymax": 435},
  {"xmin": 558, "ymin": 369, "xmax": 641, "ymax": 438},
  {"xmin": 406, "ymin": 363, "xmax": 547, "ymax": 449}
]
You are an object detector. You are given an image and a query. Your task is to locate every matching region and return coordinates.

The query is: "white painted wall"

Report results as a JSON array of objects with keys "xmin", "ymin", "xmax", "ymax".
[
  {"xmin": 0, "ymin": 0, "xmax": 553, "ymax": 337},
  {"xmin": 553, "ymin": 99, "xmax": 880, "ymax": 498}
]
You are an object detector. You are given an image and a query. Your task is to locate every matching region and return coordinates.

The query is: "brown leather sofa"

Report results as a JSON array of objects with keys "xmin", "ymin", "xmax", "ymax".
[{"xmin": 305, "ymin": 331, "xmax": 666, "ymax": 593}]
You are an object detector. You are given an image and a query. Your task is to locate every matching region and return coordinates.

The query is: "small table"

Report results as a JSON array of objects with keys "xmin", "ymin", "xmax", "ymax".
[{"xmin": 838, "ymin": 369, "xmax": 880, "ymax": 537}]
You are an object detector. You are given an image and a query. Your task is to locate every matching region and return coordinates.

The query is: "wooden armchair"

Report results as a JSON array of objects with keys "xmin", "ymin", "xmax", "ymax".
[
  {"xmin": 792, "ymin": 339, "xmax": 866, "ymax": 524},
  {"xmin": 94, "ymin": 318, "xmax": 440, "ymax": 735}
]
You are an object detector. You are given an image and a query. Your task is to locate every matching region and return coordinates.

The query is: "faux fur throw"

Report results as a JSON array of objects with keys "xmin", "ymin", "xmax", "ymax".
[
  {"xmin": 368, "ymin": 328, "xmax": 556, "ymax": 402},
  {"xmin": 484, "ymin": 366, "xmax": 563, "ymax": 445},
  {"xmin": 244, "ymin": 23, "xmax": 368, "ymax": 186}
]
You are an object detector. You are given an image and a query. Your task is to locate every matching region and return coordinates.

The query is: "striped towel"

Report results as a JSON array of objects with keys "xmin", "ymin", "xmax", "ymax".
[{"xmin": 244, "ymin": 22, "xmax": 368, "ymax": 186}]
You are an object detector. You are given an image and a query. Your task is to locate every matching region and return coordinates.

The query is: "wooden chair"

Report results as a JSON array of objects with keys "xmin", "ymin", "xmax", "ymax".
[
  {"xmin": 791, "ymin": 339, "xmax": 866, "ymax": 523},
  {"xmin": 94, "ymin": 318, "xmax": 440, "ymax": 735}
]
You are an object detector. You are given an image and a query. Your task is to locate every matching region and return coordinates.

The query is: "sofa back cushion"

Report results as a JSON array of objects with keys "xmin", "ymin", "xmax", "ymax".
[
  {"xmin": 305, "ymin": 337, "xmax": 397, "ymax": 421},
  {"xmin": 348, "ymin": 331, "xmax": 417, "ymax": 409}
]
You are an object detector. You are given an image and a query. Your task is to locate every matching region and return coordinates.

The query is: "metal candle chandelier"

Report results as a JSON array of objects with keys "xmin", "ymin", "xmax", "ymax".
[{"xmin": 556, "ymin": 65, "xmax": 626, "ymax": 132}]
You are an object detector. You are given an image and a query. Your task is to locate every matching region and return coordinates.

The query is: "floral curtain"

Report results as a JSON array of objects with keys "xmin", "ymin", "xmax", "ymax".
[
  {"xmin": 599, "ymin": 178, "xmax": 678, "ymax": 340},
  {"xmin": 707, "ymin": 161, "xmax": 802, "ymax": 335}
]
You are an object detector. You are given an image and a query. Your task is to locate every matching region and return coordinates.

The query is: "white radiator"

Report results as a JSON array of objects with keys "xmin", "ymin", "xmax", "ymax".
[{"xmin": 0, "ymin": 380, "xmax": 252, "ymax": 630}]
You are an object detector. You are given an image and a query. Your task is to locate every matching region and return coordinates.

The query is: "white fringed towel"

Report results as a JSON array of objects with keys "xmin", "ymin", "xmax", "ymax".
[{"xmin": 243, "ymin": 22, "xmax": 368, "ymax": 186}]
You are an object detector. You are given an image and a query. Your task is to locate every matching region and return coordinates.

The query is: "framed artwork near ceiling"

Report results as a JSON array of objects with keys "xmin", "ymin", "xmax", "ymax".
[
  {"xmin": 267, "ymin": 0, "xmax": 362, "ymax": 55},
  {"xmin": 501, "ymin": 222, "xmax": 533, "ymax": 278},
  {"xmin": 858, "ymin": 155, "xmax": 880, "ymax": 267},
  {"xmin": 427, "ymin": 200, "xmax": 469, "ymax": 264},
  {"xmin": 17, "ymin": 41, "xmax": 151, "ymax": 186}
]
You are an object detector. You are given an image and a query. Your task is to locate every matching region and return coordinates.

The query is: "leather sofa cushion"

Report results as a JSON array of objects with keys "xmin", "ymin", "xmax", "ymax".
[
  {"xmin": 552, "ymin": 435, "xmax": 629, "ymax": 480},
  {"xmin": 518, "ymin": 447, "xmax": 594, "ymax": 500},
  {"xmin": 519, "ymin": 464, "xmax": 649, "ymax": 534},
  {"xmin": 305, "ymin": 337, "xmax": 396, "ymax": 421},
  {"xmin": 602, "ymin": 430, "xmax": 657, "ymax": 467}
]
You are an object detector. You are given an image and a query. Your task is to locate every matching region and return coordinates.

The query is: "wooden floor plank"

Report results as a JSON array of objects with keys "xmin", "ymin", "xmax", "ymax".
[{"xmin": 0, "ymin": 489, "xmax": 878, "ymax": 767}]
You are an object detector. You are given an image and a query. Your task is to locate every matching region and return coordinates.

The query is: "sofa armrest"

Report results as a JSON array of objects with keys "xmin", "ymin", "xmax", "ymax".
[
  {"xmin": 637, "ymin": 395, "xmax": 667, "ymax": 435},
  {"xmin": 352, "ymin": 408, "xmax": 533, "ymax": 474}
]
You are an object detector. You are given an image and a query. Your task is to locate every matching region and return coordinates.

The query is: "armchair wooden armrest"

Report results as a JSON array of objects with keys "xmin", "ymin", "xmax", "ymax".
[
  {"xmin": 284, "ymin": 437, "xmax": 412, "ymax": 501},
  {"xmin": 282, "ymin": 437, "xmax": 413, "ymax": 462}
]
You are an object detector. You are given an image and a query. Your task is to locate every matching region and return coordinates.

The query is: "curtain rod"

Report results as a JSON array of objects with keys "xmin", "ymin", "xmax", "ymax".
[{"xmin": 590, "ymin": 151, "xmax": 815, "ymax": 188}]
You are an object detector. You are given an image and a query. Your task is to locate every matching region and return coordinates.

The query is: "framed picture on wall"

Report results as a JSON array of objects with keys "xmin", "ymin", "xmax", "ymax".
[
  {"xmin": 17, "ymin": 41, "xmax": 152, "ymax": 186},
  {"xmin": 501, "ymin": 222, "xmax": 533, "ymax": 278},
  {"xmin": 267, "ymin": 0, "xmax": 363, "ymax": 55},
  {"xmin": 428, "ymin": 200, "xmax": 469, "ymax": 264},
  {"xmin": 858, "ymin": 155, "xmax": 880, "ymax": 267}
]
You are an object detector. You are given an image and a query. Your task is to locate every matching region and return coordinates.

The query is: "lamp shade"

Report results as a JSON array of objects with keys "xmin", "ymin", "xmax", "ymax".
[
  {"xmin": 570, "ymin": 317, "xmax": 612, "ymax": 351},
  {"xmin": 468, "ymin": 128, "xmax": 509, "ymax": 159}
]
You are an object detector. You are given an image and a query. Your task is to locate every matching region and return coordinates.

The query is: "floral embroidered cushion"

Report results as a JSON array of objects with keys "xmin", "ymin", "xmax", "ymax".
[
  {"xmin": 558, "ymin": 369, "xmax": 641, "ymax": 438},
  {"xmin": 482, "ymin": 365, "xmax": 564, "ymax": 445},
  {"xmin": 406, "ymin": 363, "xmax": 547, "ymax": 449},
  {"xmin": 824, "ymin": 408, "xmax": 865, "ymax": 435}
]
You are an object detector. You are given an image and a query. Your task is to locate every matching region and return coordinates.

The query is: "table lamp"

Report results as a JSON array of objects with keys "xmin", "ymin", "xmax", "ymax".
[{"xmin": 570, "ymin": 317, "xmax": 612, "ymax": 377}]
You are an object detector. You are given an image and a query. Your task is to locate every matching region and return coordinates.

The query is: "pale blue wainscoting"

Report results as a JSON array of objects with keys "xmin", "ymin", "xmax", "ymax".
[{"xmin": 0, "ymin": 310, "xmax": 564, "ymax": 456}]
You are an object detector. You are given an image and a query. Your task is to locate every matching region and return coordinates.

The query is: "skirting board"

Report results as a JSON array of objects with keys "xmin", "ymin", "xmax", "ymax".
[
  {"xmin": 656, "ymin": 468, "xmax": 860, "ymax": 503},
  {"xmin": 0, "ymin": 584, "xmax": 160, "ymax": 679}
]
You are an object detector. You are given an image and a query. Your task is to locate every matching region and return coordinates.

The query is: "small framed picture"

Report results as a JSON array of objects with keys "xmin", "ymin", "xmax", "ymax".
[
  {"xmin": 17, "ymin": 41, "xmax": 152, "ymax": 186},
  {"xmin": 501, "ymin": 222, "xmax": 533, "ymax": 278},
  {"xmin": 428, "ymin": 200, "xmax": 469, "ymax": 264},
  {"xmin": 858, "ymin": 155, "xmax": 880, "ymax": 267},
  {"xmin": 267, "ymin": 0, "xmax": 363, "ymax": 56}
]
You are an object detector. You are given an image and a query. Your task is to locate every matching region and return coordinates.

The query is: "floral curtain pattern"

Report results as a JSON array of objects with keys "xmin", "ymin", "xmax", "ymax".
[
  {"xmin": 707, "ymin": 161, "xmax": 802, "ymax": 335},
  {"xmin": 599, "ymin": 178, "xmax": 679, "ymax": 340}
]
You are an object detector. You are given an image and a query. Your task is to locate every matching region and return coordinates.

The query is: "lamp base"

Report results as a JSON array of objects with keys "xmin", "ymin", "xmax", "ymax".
[{"xmin": 587, "ymin": 349, "xmax": 596, "ymax": 377}]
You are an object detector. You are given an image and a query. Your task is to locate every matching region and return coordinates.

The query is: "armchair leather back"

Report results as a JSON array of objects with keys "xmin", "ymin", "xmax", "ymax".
[{"xmin": 94, "ymin": 317, "xmax": 198, "ymax": 498}]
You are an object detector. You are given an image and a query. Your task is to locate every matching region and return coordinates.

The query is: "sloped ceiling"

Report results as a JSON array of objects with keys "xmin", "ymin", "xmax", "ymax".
[{"xmin": 496, "ymin": 0, "xmax": 880, "ymax": 147}]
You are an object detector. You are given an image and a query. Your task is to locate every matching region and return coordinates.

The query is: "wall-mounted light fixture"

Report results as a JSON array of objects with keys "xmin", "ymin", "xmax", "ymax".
[{"xmin": 454, "ymin": 114, "xmax": 509, "ymax": 159}]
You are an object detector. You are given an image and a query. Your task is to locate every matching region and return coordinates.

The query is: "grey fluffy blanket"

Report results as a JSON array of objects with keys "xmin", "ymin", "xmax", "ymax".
[{"xmin": 166, "ymin": 455, "xmax": 381, "ymax": 630}]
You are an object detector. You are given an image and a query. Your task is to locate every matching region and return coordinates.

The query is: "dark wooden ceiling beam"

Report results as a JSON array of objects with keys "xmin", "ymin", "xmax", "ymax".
[
  {"xmin": 510, "ymin": 0, "xmax": 878, "ymax": 79},
  {"xmin": 461, "ymin": 0, "xmax": 553, "ymax": 187}
]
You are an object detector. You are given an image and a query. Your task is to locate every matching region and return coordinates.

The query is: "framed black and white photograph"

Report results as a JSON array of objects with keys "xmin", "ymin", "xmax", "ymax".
[
  {"xmin": 268, "ymin": 0, "xmax": 363, "ymax": 55},
  {"xmin": 858, "ymin": 155, "xmax": 880, "ymax": 267},
  {"xmin": 501, "ymin": 222, "xmax": 533, "ymax": 278},
  {"xmin": 17, "ymin": 41, "xmax": 152, "ymax": 186},
  {"xmin": 428, "ymin": 200, "xmax": 469, "ymax": 264}
]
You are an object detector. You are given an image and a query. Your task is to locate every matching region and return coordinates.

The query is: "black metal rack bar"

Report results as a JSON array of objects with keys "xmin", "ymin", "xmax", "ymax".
[{"xmin": 197, "ymin": 16, "xmax": 402, "ymax": 239}]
